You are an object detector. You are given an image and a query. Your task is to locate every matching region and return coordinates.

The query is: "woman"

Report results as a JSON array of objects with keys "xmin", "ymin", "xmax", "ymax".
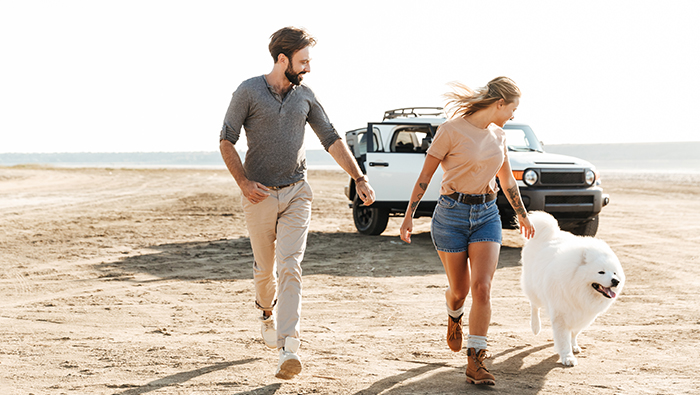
[{"xmin": 400, "ymin": 76, "xmax": 535, "ymax": 386}]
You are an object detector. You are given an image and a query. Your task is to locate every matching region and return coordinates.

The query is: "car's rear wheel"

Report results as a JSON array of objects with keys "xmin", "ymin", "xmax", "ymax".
[
  {"xmin": 352, "ymin": 195, "xmax": 389, "ymax": 235},
  {"xmin": 562, "ymin": 215, "xmax": 599, "ymax": 237}
]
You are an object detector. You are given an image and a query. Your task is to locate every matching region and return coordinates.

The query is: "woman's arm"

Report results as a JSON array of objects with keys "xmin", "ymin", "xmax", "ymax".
[
  {"xmin": 497, "ymin": 158, "xmax": 535, "ymax": 239},
  {"xmin": 400, "ymin": 154, "xmax": 441, "ymax": 243}
]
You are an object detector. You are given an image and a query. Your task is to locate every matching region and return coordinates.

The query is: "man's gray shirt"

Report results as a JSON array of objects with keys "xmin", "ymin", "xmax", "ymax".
[{"xmin": 220, "ymin": 75, "xmax": 341, "ymax": 187}]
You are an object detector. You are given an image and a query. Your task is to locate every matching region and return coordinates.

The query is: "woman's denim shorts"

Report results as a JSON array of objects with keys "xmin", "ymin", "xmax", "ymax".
[{"xmin": 430, "ymin": 194, "xmax": 502, "ymax": 253}]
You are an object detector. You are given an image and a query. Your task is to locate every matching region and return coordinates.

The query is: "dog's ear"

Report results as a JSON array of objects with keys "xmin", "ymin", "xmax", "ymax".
[
  {"xmin": 581, "ymin": 248, "xmax": 592, "ymax": 266},
  {"xmin": 580, "ymin": 239, "xmax": 603, "ymax": 266}
]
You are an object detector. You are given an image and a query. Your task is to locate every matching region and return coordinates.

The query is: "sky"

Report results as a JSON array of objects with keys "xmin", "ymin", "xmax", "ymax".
[{"xmin": 1, "ymin": 0, "xmax": 699, "ymax": 153}]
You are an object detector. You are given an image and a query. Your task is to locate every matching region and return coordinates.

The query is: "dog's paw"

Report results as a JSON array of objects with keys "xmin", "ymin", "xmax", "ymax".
[
  {"xmin": 560, "ymin": 354, "xmax": 578, "ymax": 367},
  {"xmin": 572, "ymin": 345, "xmax": 582, "ymax": 354}
]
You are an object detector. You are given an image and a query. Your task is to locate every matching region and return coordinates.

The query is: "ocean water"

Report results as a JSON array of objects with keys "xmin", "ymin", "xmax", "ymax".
[
  {"xmin": 545, "ymin": 142, "xmax": 700, "ymax": 174},
  {"xmin": 1, "ymin": 142, "xmax": 699, "ymax": 174},
  {"xmin": 0, "ymin": 150, "xmax": 339, "ymax": 171}
]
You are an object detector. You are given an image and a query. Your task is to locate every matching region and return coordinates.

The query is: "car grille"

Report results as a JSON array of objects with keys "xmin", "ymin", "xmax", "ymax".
[
  {"xmin": 539, "ymin": 171, "xmax": 585, "ymax": 186},
  {"xmin": 545, "ymin": 196, "xmax": 594, "ymax": 205}
]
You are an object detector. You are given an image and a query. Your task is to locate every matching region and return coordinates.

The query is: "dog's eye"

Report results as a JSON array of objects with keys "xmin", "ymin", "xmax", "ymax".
[{"xmin": 598, "ymin": 271, "xmax": 605, "ymax": 274}]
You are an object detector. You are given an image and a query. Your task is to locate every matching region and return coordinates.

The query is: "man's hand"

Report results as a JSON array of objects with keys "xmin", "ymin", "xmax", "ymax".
[
  {"xmin": 327, "ymin": 140, "xmax": 376, "ymax": 206},
  {"xmin": 241, "ymin": 180, "xmax": 270, "ymax": 204},
  {"xmin": 356, "ymin": 179, "xmax": 375, "ymax": 206}
]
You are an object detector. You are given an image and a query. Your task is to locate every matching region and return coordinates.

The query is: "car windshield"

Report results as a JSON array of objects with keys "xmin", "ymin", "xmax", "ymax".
[{"xmin": 503, "ymin": 124, "xmax": 544, "ymax": 152}]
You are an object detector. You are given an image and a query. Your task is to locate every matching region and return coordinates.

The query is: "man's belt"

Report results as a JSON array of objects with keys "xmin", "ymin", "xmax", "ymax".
[{"xmin": 267, "ymin": 180, "xmax": 303, "ymax": 190}]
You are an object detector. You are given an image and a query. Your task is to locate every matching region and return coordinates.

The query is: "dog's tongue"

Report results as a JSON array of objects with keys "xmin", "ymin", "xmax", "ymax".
[{"xmin": 604, "ymin": 287, "xmax": 617, "ymax": 299}]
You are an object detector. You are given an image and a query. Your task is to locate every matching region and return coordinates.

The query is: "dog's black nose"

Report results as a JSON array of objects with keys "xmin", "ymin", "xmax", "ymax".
[{"xmin": 611, "ymin": 278, "xmax": 620, "ymax": 287}]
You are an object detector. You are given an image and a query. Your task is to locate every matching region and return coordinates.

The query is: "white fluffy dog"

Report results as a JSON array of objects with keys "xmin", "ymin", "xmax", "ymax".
[{"xmin": 521, "ymin": 211, "xmax": 625, "ymax": 366}]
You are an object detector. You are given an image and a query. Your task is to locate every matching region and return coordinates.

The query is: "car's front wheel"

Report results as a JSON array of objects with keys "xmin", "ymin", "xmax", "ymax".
[
  {"xmin": 352, "ymin": 195, "xmax": 390, "ymax": 235},
  {"xmin": 562, "ymin": 215, "xmax": 599, "ymax": 237}
]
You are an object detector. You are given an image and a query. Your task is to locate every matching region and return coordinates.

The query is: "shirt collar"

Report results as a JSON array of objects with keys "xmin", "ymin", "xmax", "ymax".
[{"xmin": 261, "ymin": 74, "xmax": 298, "ymax": 98}]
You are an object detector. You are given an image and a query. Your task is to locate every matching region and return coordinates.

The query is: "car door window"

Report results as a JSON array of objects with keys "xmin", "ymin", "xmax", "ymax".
[
  {"xmin": 357, "ymin": 128, "xmax": 382, "ymax": 155},
  {"xmin": 391, "ymin": 128, "xmax": 431, "ymax": 153}
]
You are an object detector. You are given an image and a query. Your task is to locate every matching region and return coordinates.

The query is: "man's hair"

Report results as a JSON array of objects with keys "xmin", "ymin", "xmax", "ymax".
[{"xmin": 269, "ymin": 27, "xmax": 316, "ymax": 63}]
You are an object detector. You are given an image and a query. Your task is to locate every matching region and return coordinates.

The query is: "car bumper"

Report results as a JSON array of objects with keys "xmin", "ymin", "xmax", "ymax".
[{"xmin": 498, "ymin": 186, "xmax": 608, "ymax": 220}]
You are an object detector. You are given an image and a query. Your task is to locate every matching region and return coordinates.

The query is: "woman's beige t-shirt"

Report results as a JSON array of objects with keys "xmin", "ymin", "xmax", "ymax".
[{"xmin": 426, "ymin": 117, "xmax": 507, "ymax": 196}]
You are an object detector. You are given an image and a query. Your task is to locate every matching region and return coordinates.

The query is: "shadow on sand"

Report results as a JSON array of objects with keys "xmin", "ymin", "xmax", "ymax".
[
  {"xmin": 94, "ymin": 230, "xmax": 522, "ymax": 282},
  {"xmin": 113, "ymin": 358, "xmax": 261, "ymax": 395},
  {"xmin": 97, "ymin": 230, "xmax": 531, "ymax": 394},
  {"xmin": 352, "ymin": 344, "xmax": 559, "ymax": 395}
]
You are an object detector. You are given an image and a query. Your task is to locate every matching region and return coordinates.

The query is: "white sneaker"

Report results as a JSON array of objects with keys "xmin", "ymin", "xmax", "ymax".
[
  {"xmin": 275, "ymin": 337, "xmax": 302, "ymax": 380},
  {"xmin": 260, "ymin": 313, "xmax": 277, "ymax": 349}
]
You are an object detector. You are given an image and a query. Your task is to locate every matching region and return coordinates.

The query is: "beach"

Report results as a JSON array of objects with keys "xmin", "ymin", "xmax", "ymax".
[{"xmin": 1, "ymin": 167, "xmax": 699, "ymax": 394}]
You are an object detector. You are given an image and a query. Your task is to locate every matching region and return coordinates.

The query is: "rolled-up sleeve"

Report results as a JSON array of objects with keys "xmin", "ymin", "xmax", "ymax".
[
  {"xmin": 306, "ymin": 92, "xmax": 341, "ymax": 151},
  {"xmin": 219, "ymin": 85, "xmax": 250, "ymax": 144},
  {"xmin": 426, "ymin": 125, "xmax": 450, "ymax": 160}
]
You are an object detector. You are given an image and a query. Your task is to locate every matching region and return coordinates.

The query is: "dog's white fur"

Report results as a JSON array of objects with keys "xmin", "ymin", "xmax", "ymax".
[{"xmin": 521, "ymin": 211, "xmax": 625, "ymax": 366}]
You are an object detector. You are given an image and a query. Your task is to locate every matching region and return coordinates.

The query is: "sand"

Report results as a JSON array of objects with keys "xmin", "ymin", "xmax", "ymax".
[{"xmin": 1, "ymin": 167, "xmax": 699, "ymax": 394}]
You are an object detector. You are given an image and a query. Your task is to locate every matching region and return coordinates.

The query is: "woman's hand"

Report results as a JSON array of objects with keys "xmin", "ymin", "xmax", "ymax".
[
  {"xmin": 519, "ymin": 214, "xmax": 535, "ymax": 239},
  {"xmin": 400, "ymin": 154, "xmax": 441, "ymax": 244},
  {"xmin": 400, "ymin": 216, "xmax": 413, "ymax": 244}
]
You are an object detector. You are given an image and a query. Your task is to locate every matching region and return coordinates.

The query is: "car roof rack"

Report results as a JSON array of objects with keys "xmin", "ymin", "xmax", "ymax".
[{"xmin": 383, "ymin": 107, "xmax": 445, "ymax": 120}]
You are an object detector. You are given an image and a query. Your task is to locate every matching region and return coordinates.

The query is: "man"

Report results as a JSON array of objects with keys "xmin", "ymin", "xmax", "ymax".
[{"xmin": 219, "ymin": 27, "xmax": 375, "ymax": 380}]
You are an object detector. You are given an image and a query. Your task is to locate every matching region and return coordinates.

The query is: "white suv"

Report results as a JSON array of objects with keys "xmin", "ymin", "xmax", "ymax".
[{"xmin": 344, "ymin": 107, "xmax": 609, "ymax": 236}]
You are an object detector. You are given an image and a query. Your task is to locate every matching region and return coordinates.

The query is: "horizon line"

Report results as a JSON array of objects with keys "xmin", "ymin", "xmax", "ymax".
[{"xmin": 3, "ymin": 140, "xmax": 700, "ymax": 155}]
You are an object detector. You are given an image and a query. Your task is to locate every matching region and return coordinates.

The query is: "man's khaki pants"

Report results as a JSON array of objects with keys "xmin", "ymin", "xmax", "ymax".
[{"xmin": 241, "ymin": 180, "xmax": 312, "ymax": 349}]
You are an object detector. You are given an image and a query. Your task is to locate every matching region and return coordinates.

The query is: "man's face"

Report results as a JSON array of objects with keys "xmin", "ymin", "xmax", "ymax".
[{"xmin": 284, "ymin": 46, "xmax": 311, "ymax": 86}]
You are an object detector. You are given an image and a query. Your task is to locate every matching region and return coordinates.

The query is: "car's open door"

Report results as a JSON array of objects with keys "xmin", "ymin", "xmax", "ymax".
[{"xmin": 364, "ymin": 122, "xmax": 443, "ymax": 216}]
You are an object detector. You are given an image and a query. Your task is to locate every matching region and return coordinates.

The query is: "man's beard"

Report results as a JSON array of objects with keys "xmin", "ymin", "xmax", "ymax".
[{"xmin": 285, "ymin": 63, "xmax": 306, "ymax": 86}]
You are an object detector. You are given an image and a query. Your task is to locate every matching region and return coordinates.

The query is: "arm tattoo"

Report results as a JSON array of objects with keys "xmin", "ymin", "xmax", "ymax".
[
  {"xmin": 409, "ymin": 193, "xmax": 424, "ymax": 215},
  {"xmin": 419, "ymin": 182, "xmax": 428, "ymax": 191},
  {"xmin": 507, "ymin": 186, "xmax": 527, "ymax": 217}
]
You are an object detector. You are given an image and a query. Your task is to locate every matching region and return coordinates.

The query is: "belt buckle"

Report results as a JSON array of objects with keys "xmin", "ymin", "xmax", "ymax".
[
  {"xmin": 460, "ymin": 193, "xmax": 487, "ymax": 204},
  {"xmin": 268, "ymin": 180, "xmax": 299, "ymax": 191}
]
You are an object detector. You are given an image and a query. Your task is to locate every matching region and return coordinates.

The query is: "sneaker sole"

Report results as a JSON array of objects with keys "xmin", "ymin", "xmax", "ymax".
[
  {"xmin": 275, "ymin": 359, "xmax": 302, "ymax": 380},
  {"xmin": 261, "ymin": 326, "xmax": 277, "ymax": 349},
  {"xmin": 262, "ymin": 335, "xmax": 277, "ymax": 349}
]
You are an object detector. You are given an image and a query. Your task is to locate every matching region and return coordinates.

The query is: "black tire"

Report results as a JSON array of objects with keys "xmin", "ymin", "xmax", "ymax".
[
  {"xmin": 564, "ymin": 215, "xmax": 599, "ymax": 237},
  {"xmin": 352, "ymin": 195, "xmax": 389, "ymax": 235}
]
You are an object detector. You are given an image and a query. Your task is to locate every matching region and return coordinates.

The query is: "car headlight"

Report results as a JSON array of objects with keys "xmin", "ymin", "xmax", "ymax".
[
  {"xmin": 585, "ymin": 169, "xmax": 596, "ymax": 186},
  {"xmin": 523, "ymin": 169, "xmax": 538, "ymax": 186}
]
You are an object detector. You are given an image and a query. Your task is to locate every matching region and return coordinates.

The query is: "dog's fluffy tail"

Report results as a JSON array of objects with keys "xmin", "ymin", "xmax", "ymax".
[{"xmin": 527, "ymin": 211, "xmax": 560, "ymax": 242}]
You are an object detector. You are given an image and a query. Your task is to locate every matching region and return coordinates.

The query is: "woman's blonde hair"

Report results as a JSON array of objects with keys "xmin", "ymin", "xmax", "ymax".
[{"xmin": 444, "ymin": 76, "xmax": 521, "ymax": 118}]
